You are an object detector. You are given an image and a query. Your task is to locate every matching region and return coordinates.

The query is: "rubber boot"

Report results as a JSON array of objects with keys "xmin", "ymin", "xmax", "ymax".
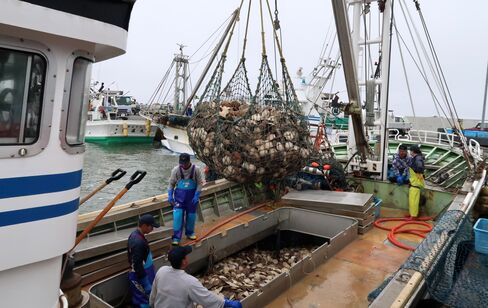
[{"xmin": 185, "ymin": 212, "xmax": 197, "ymax": 240}]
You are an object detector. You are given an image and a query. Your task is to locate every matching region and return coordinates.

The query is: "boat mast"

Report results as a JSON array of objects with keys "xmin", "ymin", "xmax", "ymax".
[
  {"xmin": 378, "ymin": 0, "xmax": 394, "ymax": 180},
  {"xmin": 481, "ymin": 62, "xmax": 488, "ymax": 129},
  {"xmin": 174, "ymin": 43, "xmax": 189, "ymax": 113},
  {"xmin": 331, "ymin": 0, "xmax": 394, "ymax": 179}
]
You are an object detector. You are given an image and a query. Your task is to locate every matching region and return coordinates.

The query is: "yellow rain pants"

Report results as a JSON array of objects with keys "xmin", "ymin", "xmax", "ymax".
[{"xmin": 408, "ymin": 167, "xmax": 425, "ymax": 217}]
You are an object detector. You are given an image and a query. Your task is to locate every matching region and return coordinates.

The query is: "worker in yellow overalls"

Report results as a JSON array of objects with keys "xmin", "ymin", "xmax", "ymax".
[{"xmin": 407, "ymin": 145, "xmax": 425, "ymax": 218}]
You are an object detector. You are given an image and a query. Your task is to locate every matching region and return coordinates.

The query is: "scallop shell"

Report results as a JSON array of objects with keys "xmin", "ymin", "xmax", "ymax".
[{"xmin": 222, "ymin": 156, "xmax": 232, "ymax": 165}]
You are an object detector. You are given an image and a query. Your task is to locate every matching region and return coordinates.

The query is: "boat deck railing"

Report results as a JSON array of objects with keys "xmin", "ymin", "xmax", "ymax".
[{"xmin": 330, "ymin": 128, "xmax": 482, "ymax": 159}]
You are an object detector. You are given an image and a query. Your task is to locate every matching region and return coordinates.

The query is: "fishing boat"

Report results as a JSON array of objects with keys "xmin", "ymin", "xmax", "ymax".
[
  {"xmin": 79, "ymin": 1, "xmax": 487, "ymax": 308},
  {"xmin": 85, "ymin": 87, "xmax": 159, "ymax": 144},
  {"xmin": 2, "ymin": 1, "xmax": 487, "ymax": 308},
  {"xmin": 139, "ymin": 44, "xmax": 196, "ymax": 154},
  {"xmin": 0, "ymin": 0, "xmax": 138, "ymax": 307}
]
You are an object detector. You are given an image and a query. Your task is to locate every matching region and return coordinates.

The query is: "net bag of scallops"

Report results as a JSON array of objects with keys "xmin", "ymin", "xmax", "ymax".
[{"xmin": 187, "ymin": 1, "xmax": 311, "ymax": 184}]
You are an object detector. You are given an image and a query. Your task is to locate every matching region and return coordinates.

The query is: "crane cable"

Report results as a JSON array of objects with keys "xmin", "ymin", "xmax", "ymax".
[
  {"xmin": 394, "ymin": 29, "xmax": 456, "ymax": 126},
  {"xmin": 398, "ymin": 0, "xmax": 448, "ymax": 128},
  {"xmin": 413, "ymin": 0, "xmax": 473, "ymax": 164},
  {"xmin": 393, "ymin": 21, "xmax": 416, "ymax": 118}
]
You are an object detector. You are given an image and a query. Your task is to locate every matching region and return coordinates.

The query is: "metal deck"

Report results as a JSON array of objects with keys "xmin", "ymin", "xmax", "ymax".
[
  {"xmin": 267, "ymin": 207, "xmax": 424, "ymax": 308},
  {"xmin": 89, "ymin": 207, "xmax": 358, "ymax": 307}
]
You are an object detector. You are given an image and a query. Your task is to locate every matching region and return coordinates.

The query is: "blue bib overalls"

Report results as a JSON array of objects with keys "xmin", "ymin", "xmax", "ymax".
[
  {"xmin": 128, "ymin": 231, "xmax": 155, "ymax": 308},
  {"xmin": 172, "ymin": 165, "xmax": 198, "ymax": 241}
]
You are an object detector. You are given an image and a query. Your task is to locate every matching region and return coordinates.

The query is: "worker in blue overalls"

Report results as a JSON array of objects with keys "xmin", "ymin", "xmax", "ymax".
[
  {"xmin": 127, "ymin": 214, "xmax": 159, "ymax": 308},
  {"xmin": 168, "ymin": 153, "xmax": 204, "ymax": 245}
]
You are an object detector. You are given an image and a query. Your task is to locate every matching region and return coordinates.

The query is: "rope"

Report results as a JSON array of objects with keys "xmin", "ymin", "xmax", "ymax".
[
  {"xmin": 318, "ymin": 20, "xmax": 334, "ymax": 65},
  {"xmin": 413, "ymin": 0, "xmax": 472, "ymax": 164},
  {"xmin": 264, "ymin": 0, "xmax": 299, "ymax": 106},
  {"xmin": 394, "ymin": 29, "xmax": 454, "ymax": 126},
  {"xmin": 398, "ymin": 0, "xmax": 446, "ymax": 127},
  {"xmin": 147, "ymin": 60, "xmax": 175, "ymax": 108},
  {"xmin": 259, "ymin": 0, "xmax": 267, "ymax": 56},
  {"xmin": 240, "ymin": 0, "xmax": 252, "ymax": 59},
  {"xmin": 189, "ymin": 14, "xmax": 234, "ymax": 60},
  {"xmin": 394, "ymin": 22, "xmax": 416, "ymax": 118}
]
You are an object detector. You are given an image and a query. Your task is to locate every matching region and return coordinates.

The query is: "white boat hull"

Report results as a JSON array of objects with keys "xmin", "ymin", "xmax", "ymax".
[
  {"xmin": 85, "ymin": 120, "xmax": 158, "ymax": 143},
  {"xmin": 160, "ymin": 125, "xmax": 195, "ymax": 155}
]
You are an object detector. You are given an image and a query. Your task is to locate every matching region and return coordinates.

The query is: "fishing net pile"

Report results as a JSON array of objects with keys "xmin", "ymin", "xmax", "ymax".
[
  {"xmin": 368, "ymin": 210, "xmax": 488, "ymax": 307},
  {"xmin": 188, "ymin": 1, "xmax": 311, "ymax": 183}
]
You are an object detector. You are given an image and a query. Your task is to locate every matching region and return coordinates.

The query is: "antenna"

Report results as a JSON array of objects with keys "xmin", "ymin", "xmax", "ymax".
[{"xmin": 177, "ymin": 43, "xmax": 187, "ymax": 55}]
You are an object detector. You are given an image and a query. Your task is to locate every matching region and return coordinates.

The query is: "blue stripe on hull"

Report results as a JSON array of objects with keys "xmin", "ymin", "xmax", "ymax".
[
  {"xmin": 0, "ymin": 170, "xmax": 82, "ymax": 199},
  {"xmin": 0, "ymin": 198, "xmax": 79, "ymax": 227}
]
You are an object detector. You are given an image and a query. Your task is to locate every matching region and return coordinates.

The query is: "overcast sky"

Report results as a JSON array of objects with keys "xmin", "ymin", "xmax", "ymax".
[{"xmin": 93, "ymin": 0, "xmax": 488, "ymax": 120}]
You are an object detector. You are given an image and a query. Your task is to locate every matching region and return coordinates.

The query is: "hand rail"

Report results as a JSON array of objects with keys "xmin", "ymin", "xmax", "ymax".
[{"xmin": 329, "ymin": 128, "xmax": 464, "ymax": 149}]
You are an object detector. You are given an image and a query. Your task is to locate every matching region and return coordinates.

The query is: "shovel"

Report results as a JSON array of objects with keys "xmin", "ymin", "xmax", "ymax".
[
  {"xmin": 75, "ymin": 170, "xmax": 147, "ymax": 246},
  {"xmin": 79, "ymin": 169, "xmax": 127, "ymax": 206}
]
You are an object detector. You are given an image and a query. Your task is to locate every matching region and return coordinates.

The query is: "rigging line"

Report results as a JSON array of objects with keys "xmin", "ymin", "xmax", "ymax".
[
  {"xmin": 147, "ymin": 60, "xmax": 175, "ymax": 107},
  {"xmin": 160, "ymin": 76, "xmax": 176, "ymax": 106},
  {"xmin": 416, "ymin": 5, "xmax": 462, "ymax": 124},
  {"xmin": 394, "ymin": 24, "xmax": 416, "ymax": 118},
  {"xmin": 401, "ymin": 1, "xmax": 443, "ymax": 105},
  {"xmin": 154, "ymin": 64, "xmax": 177, "ymax": 105},
  {"xmin": 189, "ymin": 21, "xmax": 229, "ymax": 72},
  {"xmin": 328, "ymin": 52, "xmax": 341, "ymax": 97},
  {"xmin": 326, "ymin": 33, "xmax": 337, "ymax": 60},
  {"xmin": 187, "ymin": 67, "xmax": 193, "ymax": 100},
  {"xmin": 273, "ymin": 29, "xmax": 278, "ymax": 79},
  {"xmin": 190, "ymin": 43, "xmax": 220, "ymax": 65},
  {"xmin": 401, "ymin": 1, "xmax": 446, "ymax": 116},
  {"xmin": 395, "ymin": 29, "xmax": 454, "ymax": 126},
  {"xmin": 315, "ymin": 53, "xmax": 341, "ymax": 103},
  {"xmin": 398, "ymin": 0, "xmax": 445, "ymax": 127},
  {"xmin": 272, "ymin": 3, "xmax": 279, "ymax": 81},
  {"xmin": 400, "ymin": 0, "xmax": 451, "ymax": 118},
  {"xmin": 419, "ymin": 32, "xmax": 471, "ymax": 159},
  {"xmin": 411, "ymin": 2, "xmax": 455, "ymax": 121},
  {"xmin": 259, "ymin": 0, "xmax": 267, "ymax": 56},
  {"xmin": 241, "ymin": 0, "xmax": 252, "ymax": 59},
  {"xmin": 318, "ymin": 20, "xmax": 334, "ymax": 65},
  {"xmin": 189, "ymin": 13, "xmax": 234, "ymax": 59},
  {"xmin": 399, "ymin": 0, "xmax": 454, "ymax": 123},
  {"xmin": 396, "ymin": 29, "xmax": 452, "ymax": 124}
]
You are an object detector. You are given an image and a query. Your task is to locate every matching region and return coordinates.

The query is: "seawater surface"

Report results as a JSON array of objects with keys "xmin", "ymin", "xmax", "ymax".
[{"xmin": 80, "ymin": 143, "xmax": 201, "ymax": 214}]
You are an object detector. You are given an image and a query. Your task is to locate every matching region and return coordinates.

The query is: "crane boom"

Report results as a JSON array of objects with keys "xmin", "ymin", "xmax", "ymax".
[{"xmin": 331, "ymin": 0, "xmax": 371, "ymax": 161}]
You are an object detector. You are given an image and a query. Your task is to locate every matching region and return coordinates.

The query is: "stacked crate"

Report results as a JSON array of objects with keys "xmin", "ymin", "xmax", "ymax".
[{"xmin": 282, "ymin": 190, "xmax": 377, "ymax": 234}]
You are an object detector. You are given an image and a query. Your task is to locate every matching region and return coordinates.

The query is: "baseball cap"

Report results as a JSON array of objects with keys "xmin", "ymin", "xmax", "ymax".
[
  {"xmin": 139, "ymin": 214, "xmax": 160, "ymax": 228},
  {"xmin": 168, "ymin": 245, "xmax": 192, "ymax": 269},
  {"xmin": 179, "ymin": 153, "xmax": 191, "ymax": 164}
]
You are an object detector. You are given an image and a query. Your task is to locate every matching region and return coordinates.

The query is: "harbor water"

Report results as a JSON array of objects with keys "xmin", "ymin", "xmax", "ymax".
[{"xmin": 79, "ymin": 143, "xmax": 202, "ymax": 214}]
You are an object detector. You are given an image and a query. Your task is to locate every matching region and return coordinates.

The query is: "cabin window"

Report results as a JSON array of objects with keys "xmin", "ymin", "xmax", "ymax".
[
  {"xmin": 0, "ymin": 48, "xmax": 46, "ymax": 145},
  {"xmin": 65, "ymin": 57, "xmax": 92, "ymax": 145}
]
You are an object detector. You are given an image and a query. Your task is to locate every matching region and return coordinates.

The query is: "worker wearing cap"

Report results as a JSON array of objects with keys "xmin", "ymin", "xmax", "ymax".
[
  {"xmin": 407, "ymin": 144, "xmax": 425, "ymax": 218},
  {"xmin": 150, "ymin": 246, "xmax": 242, "ymax": 308},
  {"xmin": 128, "ymin": 214, "xmax": 159, "ymax": 308},
  {"xmin": 168, "ymin": 153, "xmax": 204, "ymax": 245}
]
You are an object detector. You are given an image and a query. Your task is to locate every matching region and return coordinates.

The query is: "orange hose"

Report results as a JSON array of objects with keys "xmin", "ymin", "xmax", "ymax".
[
  {"xmin": 374, "ymin": 216, "xmax": 433, "ymax": 251},
  {"xmin": 185, "ymin": 202, "xmax": 269, "ymax": 246}
]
